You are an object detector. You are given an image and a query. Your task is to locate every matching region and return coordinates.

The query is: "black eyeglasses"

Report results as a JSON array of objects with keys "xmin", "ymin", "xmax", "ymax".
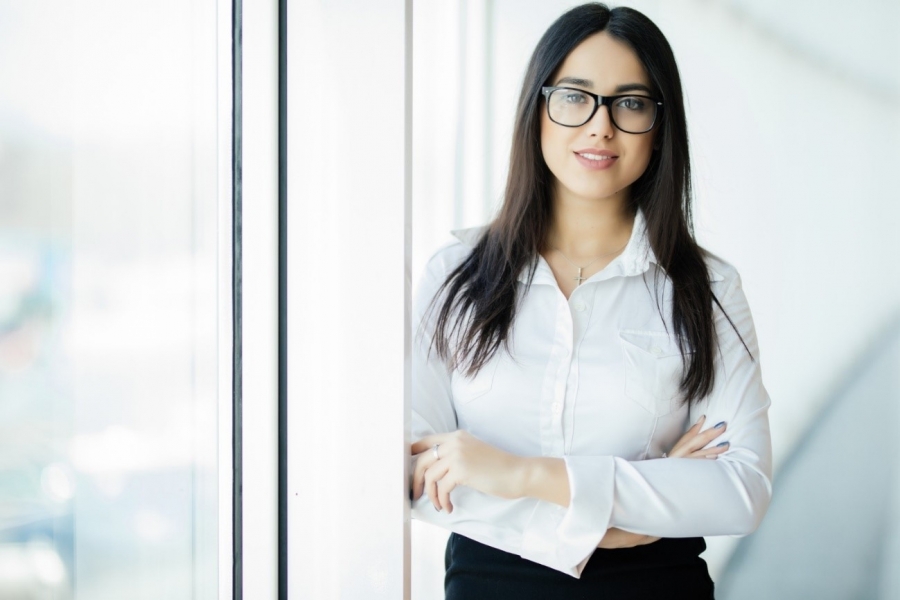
[{"xmin": 541, "ymin": 86, "xmax": 663, "ymax": 133}]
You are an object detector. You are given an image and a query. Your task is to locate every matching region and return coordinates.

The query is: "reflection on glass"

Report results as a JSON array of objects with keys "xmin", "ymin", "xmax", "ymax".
[{"xmin": 0, "ymin": 2, "xmax": 221, "ymax": 598}]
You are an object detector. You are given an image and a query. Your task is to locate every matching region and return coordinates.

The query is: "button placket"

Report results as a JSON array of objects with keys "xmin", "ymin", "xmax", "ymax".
[
  {"xmin": 542, "ymin": 292, "xmax": 574, "ymax": 456},
  {"xmin": 563, "ymin": 286, "xmax": 593, "ymax": 454}
]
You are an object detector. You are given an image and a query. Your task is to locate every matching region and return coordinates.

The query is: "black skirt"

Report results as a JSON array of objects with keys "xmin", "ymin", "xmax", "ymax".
[{"xmin": 445, "ymin": 532, "xmax": 715, "ymax": 599}]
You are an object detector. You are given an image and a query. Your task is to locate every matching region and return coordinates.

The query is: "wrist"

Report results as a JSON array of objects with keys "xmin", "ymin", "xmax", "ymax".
[
  {"xmin": 509, "ymin": 455, "xmax": 534, "ymax": 499},
  {"xmin": 516, "ymin": 456, "xmax": 570, "ymax": 507}
]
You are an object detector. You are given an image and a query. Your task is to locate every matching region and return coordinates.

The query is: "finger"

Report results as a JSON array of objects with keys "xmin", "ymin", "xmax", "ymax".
[
  {"xmin": 690, "ymin": 421, "xmax": 727, "ymax": 450},
  {"xmin": 409, "ymin": 456, "xmax": 418, "ymax": 500},
  {"xmin": 437, "ymin": 476, "xmax": 455, "ymax": 513},
  {"xmin": 412, "ymin": 450, "xmax": 437, "ymax": 501},
  {"xmin": 411, "ymin": 434, "xmax": 447, "ymax": 456},
  {"xmin": 411, "ymin": 452, "xmax": 426, "ymax": 500},
  {"xmin": 677, "ymin": 421, "xmax": 727, "ymax": 456},
  {"xmin": 411, "ymin": 436, "xmax": 455, "ymax": 495},
  {"xmin": 668, "ymin": 415, "xmax": 706, "ymax": 455},
  {"xmin": 688, "ymin": 440, "xmax": 729, "ymax": 459},
  {"xmin": 424, "ymin": 459, "xmax": 451, "ymax": 511},
  {"xmin": 687, "ymin": 414, "xmax": 706, "ymax": 434}
]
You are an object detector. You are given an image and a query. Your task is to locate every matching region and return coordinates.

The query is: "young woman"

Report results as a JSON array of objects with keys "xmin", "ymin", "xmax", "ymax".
[{"xmin": 409, "ymin": 3, "xmax": 772, "ymax": 597}]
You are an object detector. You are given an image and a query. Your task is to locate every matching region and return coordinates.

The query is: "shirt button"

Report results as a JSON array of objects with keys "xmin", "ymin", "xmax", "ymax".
[
  {"xmin": 552, "ymin": 402, "xmax": 562, "ymax": 415},
  {"xmin": 560, "ymin": 348, "xmax": 570, "ymax": 358},
  {"xmin": 651, "ymin": 346, "xmax": 663, "ymax": 355},
  {"xmin": 572, "ymin": 302, "xmax": 586, "ymax": 312}
]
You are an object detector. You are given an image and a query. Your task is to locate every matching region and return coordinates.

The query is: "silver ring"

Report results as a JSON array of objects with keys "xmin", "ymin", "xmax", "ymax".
[
  {"xmin": 662, "ymin": 452, "xmax": 667, "ymax": 458},
  {"xmin": 433, "ymin": 444, "xmax": 440, "ymax": 460}
]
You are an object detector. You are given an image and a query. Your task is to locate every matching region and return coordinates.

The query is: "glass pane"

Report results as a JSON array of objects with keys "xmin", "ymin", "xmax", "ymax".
[{"xmin": 0, "ymin": 2, "xmax": 223, "ymax": 598}]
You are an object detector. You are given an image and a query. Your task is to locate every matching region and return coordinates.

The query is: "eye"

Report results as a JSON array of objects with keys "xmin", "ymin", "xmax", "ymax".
[
  {"xmin": 616, "ymin": 96, "xmax": 648, "ymax": 111},
  {"xmin": 561, "ymin": 91, "xmax": 589, "ymax": 104}
]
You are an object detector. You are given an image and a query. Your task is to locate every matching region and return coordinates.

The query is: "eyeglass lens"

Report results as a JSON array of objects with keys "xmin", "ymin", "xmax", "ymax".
[{"xmin": 547, "ymin": 88, "xmax": 657, "ymax": 132}]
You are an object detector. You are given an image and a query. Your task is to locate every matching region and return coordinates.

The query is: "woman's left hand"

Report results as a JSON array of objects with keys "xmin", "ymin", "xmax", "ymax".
[
  {"xmin": 411, "ymin": 430, "xmax": 523, "ymax": 513},
  {"xmin": 665, "ymin": 415, "xmax": 728, "ymax": 459}
]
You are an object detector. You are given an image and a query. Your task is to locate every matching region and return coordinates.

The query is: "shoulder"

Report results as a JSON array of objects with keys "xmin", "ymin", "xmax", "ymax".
[
  {"xmin": 700, "ymin": 249, "xmax": 758, "ymax": 345},
  {"xmin": 421, "ymin": 224, "xmax": 488, "ymax": 281},
  {"xmin": 423, "ymin": 240, "xmax": 472, "ymax": 280},
  {"xmin": 701, "ymin": 248, "xmax": 742, "ymax": 298},
  {"xmin": 414, "ymin": 224, "xmax": 488, "ymax": 314}
]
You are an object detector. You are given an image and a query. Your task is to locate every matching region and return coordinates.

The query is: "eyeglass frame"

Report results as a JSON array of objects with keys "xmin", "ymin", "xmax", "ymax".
[{"xmin": 540, "ymin": 86, "xmax": 663, "ymax": 133}]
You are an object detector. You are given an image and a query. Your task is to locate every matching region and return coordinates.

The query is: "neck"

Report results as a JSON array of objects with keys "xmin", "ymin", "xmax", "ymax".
[{"xmin": 544, "ymin": 190, "xmax": 634, "ymax": 261}]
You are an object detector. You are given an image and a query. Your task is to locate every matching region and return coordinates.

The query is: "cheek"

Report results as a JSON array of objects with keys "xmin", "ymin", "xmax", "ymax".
[
  {"xmin": 540, "ymin": 119, "xmax": 568, "ymax": 173},
  {"xmin": 630, "ymin": 140, "xmax": 655, "ymax": 173}
]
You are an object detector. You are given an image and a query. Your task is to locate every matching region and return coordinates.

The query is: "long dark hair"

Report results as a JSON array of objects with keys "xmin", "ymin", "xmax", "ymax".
[{"xmin": 427, "ymin": 3, "xmax": 749, "ymax": 406}]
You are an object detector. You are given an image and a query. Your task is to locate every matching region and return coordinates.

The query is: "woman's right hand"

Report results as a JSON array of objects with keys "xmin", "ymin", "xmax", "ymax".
[{"xmin": 597, "ymin": 415, "xmax": 729, "ymax": 549}]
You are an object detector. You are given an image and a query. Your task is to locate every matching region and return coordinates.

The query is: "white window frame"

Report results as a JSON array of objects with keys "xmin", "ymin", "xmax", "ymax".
[{"xmin": 238, "ymin": 0, "xmax": 282, "ymax": 598}]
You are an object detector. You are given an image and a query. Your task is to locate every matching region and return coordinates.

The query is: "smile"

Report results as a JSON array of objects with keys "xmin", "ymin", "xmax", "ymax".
[
  {"xmin": 574, "ymin": 152, "xmax": 618, "ymax": 171},
  {"xmin": 577, "ymin": 152, "xmax": 615, "ymax": 161}
]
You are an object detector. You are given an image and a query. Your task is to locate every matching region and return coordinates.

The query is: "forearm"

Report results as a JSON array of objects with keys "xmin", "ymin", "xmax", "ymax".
[
  {"xmin": 606, "ymin": 454, "xmax": 771, "ymax": 536},
  {"xmin": 517, "ymin": 456, "xmax": 570, "ymax": 508}
]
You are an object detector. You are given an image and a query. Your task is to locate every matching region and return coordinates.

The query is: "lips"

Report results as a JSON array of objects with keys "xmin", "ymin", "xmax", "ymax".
[
  {"xmin": 573, "ymin": 148, "xmax": 618, "ymax": 170},
  {"xmin": 574, "ymin": 148, "xmax": 617, "ymax": 159},
  {"xmin": 577, "ymin": 152, "xmax": 615, "ymax": 161}
]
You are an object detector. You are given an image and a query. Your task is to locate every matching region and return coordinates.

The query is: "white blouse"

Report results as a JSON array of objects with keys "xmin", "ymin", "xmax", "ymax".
[{"xmin": 409, "ymin": 209, "xmax": 773, "ymax": 579}]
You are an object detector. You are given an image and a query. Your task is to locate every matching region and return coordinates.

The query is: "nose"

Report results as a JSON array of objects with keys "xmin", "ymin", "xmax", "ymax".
[{"xmin": 585, "ymin": 103, "xmax": 615, "ymax": 139}]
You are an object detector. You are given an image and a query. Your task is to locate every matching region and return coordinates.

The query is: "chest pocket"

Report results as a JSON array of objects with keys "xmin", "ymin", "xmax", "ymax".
[
  {"xmin": 618, "ymin": 329, "xmax": 690, "ymax": 416},
  {"xmin": 450, "ymin": 357, "xmax": 500, "ymax": 406}
]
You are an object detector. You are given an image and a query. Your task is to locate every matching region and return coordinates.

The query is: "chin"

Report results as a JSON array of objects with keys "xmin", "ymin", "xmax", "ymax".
[{"xmin": 568, "ymin": 183, "xmax": 625, "ymax": 202}]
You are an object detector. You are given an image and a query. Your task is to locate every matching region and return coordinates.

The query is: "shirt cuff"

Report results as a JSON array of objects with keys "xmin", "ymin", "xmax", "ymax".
[{"xmin": 520, "ymin": 455, "xmax": 616, "ymax": 578}]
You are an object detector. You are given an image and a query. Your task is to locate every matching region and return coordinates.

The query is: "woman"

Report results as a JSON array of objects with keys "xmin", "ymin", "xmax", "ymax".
[{"xmin": 409, "ymin": 3, "xmax": 772, "ymax": 598}]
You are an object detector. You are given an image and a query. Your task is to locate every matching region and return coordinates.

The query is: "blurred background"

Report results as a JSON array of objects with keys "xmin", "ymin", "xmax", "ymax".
[
  {"xmin": 411, "ymin": 0, "xmax": 900, "ymax": 598},
  {"xmin": 0, "ymin": 1, "xmax": 222, "ymax": 598}
]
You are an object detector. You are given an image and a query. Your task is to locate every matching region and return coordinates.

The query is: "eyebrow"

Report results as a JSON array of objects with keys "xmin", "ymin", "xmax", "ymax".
[{"xmin": 554, "ymin": 76, "xmax": 654, "ymax": 95}]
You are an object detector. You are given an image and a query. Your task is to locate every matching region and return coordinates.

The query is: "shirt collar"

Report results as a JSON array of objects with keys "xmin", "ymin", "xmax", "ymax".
[
  {"xmin": 449, "ymin": 223, "xmax": 489, "ymax": 248},
  {"xmin": 450, "ymin": 209, "xmax": 658, "ymax": 285}
]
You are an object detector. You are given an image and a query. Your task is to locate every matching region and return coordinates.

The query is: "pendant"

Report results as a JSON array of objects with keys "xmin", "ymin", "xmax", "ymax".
[{"xmin": 574, "ymin": 267, "xmax": 586, "ymax": 286}]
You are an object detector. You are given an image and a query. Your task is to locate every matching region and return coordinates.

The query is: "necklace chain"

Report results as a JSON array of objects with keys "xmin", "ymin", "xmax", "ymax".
[{"xmin": 550, "ymin": 240, "xmax": 629, "ymax": 286}]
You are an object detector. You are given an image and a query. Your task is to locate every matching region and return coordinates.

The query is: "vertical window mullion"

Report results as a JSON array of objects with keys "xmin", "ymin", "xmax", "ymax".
[
  {"xmin": 228, "ymin": 0, "xmax": 242, "ymax": 597},
  {"xmin": 240, "ymin": 0, "xmax": 281, "ymax": 598},
  {"xmin": 278, "ymin": 0, "xmax": 289, "ymax": 596}
]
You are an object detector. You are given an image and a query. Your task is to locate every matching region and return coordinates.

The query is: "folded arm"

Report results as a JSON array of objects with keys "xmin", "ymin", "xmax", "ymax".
[
  {"xmin": 409, "ymin": 251, "xmax": 772, "ymax": 578},
  {"xmin": 512, "ymin": 273, "xmax": 772, "ymax": 573}
]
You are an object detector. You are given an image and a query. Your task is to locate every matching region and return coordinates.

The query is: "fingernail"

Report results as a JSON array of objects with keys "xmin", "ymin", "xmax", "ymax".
[
  {"xmin": 434, "ymin": 505, "xmax": 441, "ymax": 512},
  {"xmin": 714, "ymin": 421, "xmax": 726, "ymax": 429},
  {"xmin": 716, "ymin": 441, "xmax": 729, "ymax": 447},
  {"xmin": 695, "ymin": 415, "xmax": 705, "ymax": 424}
]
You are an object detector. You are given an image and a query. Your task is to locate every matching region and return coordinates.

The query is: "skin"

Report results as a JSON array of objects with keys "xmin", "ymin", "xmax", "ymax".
[
  {"xmin": 411, "ymin": 32, "xmax": 728, "ymax": 549},
  {"xmin": 540, "ymin": 31, "xmax": 659, "ymax": 300}
]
